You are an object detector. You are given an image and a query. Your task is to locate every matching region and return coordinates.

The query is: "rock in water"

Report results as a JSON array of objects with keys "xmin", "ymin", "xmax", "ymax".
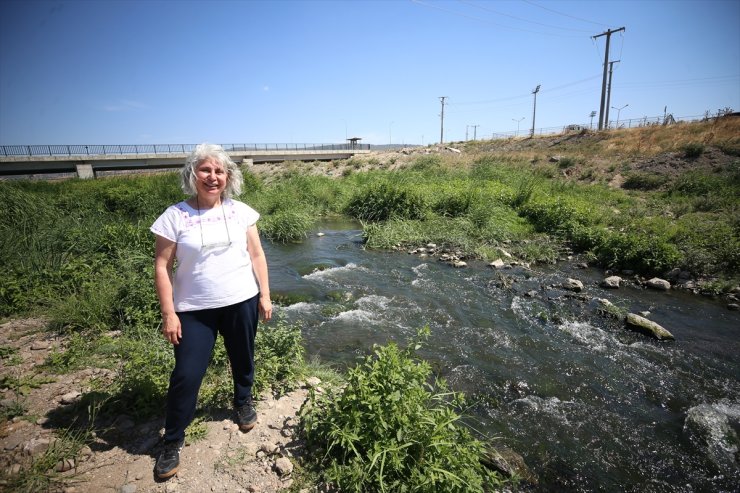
[
  {"xmin": 684, "ymin": 403, "xmax": 740, "ymax": 477},
  {"xmin": 646, "ymin": 277, "xmax": 671, "ymax": 290},
  {"xmin": 481, "ymin": 445, "xmax": 538, "ymax": 485},
  {"xmin": 601, "ymin": 276, "xmax": 622, "ymax": 289},
  {"xmin": 563, "ymin": 278, "xmax": 584, "ymax": 292},
  {"xmin": 625, "ymin": 313, "xmax": 675, "ymax": 340}
]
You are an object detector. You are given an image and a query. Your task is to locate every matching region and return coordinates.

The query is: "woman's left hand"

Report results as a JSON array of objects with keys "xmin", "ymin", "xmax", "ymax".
[{"xmin": 259, "ymin": 294, "xmax": 272, "ymax": 322}]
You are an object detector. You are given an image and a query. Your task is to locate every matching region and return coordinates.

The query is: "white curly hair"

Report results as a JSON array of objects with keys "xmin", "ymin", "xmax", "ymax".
[{"xmin": 180, "ymin": 143, "xmax": 243, "ymax": 198}]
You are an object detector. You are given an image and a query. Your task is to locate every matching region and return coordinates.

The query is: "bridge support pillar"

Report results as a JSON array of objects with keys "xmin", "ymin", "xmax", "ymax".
[
  {"xmin": 241, "ymin": 158, "xmax": 254, "ymax": 168},
  {"xmin": 75, "ymin": 163, "xmax": 95, "ymax": 179}
]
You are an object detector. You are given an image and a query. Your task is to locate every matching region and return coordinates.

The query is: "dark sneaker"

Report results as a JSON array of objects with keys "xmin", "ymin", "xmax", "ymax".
[
  {"xmin": 236, "ymin": 400, "xmax": 257, "ymax": 431},
  {"xmin": 155, "ymin": 438, "xmax": 184, "ymax": 479}
]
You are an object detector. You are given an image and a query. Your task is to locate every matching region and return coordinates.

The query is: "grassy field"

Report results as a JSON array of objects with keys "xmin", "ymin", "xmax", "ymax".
[{"xmin": 1, "ymin": 117, "xmax": 737, "ymax": 490}]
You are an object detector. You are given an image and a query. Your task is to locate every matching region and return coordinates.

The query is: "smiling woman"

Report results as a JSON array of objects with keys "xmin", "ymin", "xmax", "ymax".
[{"xmin": 149, "ymin": 143, "xmax": 272, "ymax": 480}]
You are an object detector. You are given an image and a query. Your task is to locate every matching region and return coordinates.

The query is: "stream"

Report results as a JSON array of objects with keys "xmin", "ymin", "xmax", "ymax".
[{"xmin": 264, "ymin": 220, "xmax": 740, "ymax": 492}]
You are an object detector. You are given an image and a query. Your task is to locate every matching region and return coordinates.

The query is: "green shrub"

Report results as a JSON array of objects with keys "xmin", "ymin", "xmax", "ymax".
[
  {"xmin": 595, "ymin": 231, "xmax": 681, "ymax": 275},
  {"xmin": 345, "ymin": 182, "xmax": 427, "ymax": 222},
  {"xmin": 622, "ymin": 172, "xmax": 668, "ymax": 190},
  {"xmin": 431, "ymin": 188, "xmax": 474, "ymax": 217},
  {"xmin": 117, "ymin": 334, "xmax": 174, "ymax": 418},
  {"xmin": 253, "ymin": 319, "xmax": 305, "ymax": 396},
  {"xmin": 469, "ymin": 155, "xmax": 505, "ymax": 182},
  {"xmin": 557, "ymin": 157, "xmax": 576, "ymax": 169},
  {"xmin": 409, "ymin": 155, "xmax": 444, "ymax": 173},
  {"xmin": 670, "ymin": 171, "xmax": 724, "ymax": 196},
  {"xmin": 682, "ymin": 142, "xmax": 705, "ymax": 158},
  {"xmin": 300, "ymin": 327, "xmax": 504, "ymax": 493},
  {"xmin": 259, "ymin": 209, "xmax": 313, "ymax": 243}
]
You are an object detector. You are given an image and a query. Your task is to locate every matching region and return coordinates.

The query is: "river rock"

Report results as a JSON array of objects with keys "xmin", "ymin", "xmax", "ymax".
[
  {"xmin": 646, "ymin": 277, "xmax": 671, "ymax": 291},
  {"xmin": 23, "ymin": 437, "xmax": 51, "ymax": 456},
  {"xmin": 305, "ymin": 377, "xmax": 321, "ymax": 388},
  {"xmin": 452, "ymin": 260, "xmax": 467, "ymax": 268},
  {"xmin": 684, "ymin": 403, "xmax": 740, "ymax": 476},
  {"xmin": 489, "ymin": 259, "xmax": 505, "ymax": 269},
  {"xmin": 60, "ymin": 391, "xmax": 81, "ymax": 405},
  {"xmin": 481, "ymin": 445, "xmax": 538, "ymax": 484},
  {"xmin": 562, "ymin": 278, "xmax": 584, "ymax": 292},
  {"xmin": 55, "ymin": 458, "xmax": 75, "ymax": 472},
  {"xmin": 601, "ymin": 276, "xmax": 622, "ymax": 289},
  {"xmin": 625, "ymin": 313, "xmax": 675, "ymax": 340},
  {"xmin": 593, "ymin": 298, "xmax": 622, "ymax": 318},
  {"xmin": 274, "ymin": 457, "xmax": 293, "ymax": 476},
  {"xmin": 727, "ymin": 303, "xmax": 739, "ymax": 311}
]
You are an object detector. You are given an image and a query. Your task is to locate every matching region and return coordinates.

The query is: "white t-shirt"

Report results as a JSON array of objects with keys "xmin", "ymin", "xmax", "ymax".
[{"xmin": 150, "ymin": 198, "xmax": 261, "ymax": 312}]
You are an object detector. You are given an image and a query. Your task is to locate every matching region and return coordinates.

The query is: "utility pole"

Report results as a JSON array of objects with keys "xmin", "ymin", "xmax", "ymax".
[
  {"xmin": 439, "ymin": 97, "xmax": 447, "ymax": 144},
  {"xmin": 604, "ymin": 59, "xmax": 620, "ymax": 129},
  {"xmin": 471, "ymin": 124, "xmax": 479, "ymax": 140},
  {"xmin": 530, "ymin": 84, "xmax": 541, "ymax": 138},
  {"xmin": 589, "ymin": 111, "xmax": 597, "ymax": 129},
  {"xmin": 593, "ymin": 27, "xmax": 625, "ymax": 130},
  {"xmin": 465, "ymin": 125, "xmax": 469, "ymax": 141}
]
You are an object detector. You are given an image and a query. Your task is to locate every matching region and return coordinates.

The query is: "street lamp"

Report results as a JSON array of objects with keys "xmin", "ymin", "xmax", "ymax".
[
  {"xmin": 512, "ymin": 117, "xmax": 525, "ymax": 137},
  {"xmin": 611, "ymin": 104, "xmax": 628, "ymax": 128}
]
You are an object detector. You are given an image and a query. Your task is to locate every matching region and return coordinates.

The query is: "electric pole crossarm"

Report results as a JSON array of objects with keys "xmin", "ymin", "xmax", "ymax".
[{"xmin": 593, "ymin": 27, "xmax": 625, "ymax": 130}]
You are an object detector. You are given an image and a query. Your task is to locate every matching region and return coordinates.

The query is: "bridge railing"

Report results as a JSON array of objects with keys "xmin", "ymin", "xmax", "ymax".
[{"xmin": 0, "ymin": 143, "xmax": 370, "ymax": 157}]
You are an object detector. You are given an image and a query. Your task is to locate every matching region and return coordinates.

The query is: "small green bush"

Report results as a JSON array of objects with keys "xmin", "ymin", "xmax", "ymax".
[
  {"xmin": 259, "ymin": 209, "xmax": 313, "ymax": 243},
  {"xmin": 557, "ymin": 157, "xmax": 576, "ymax": 169},
  {"xmin": 595, "ymin": 231, "xmax": 681, "ymax": 275},
  {"xmin": 409, "ymin": 155, "xmax": 444, "ymax": 173},
  {"xmin": 300, "ymin": 327, "xmax": 505, "ymax": 493},
  {"xmin": 345, "ymin": 182, "xmax": 427, "ymax": 222},
  {"xmin": 682, "ymin": 143, "xmax": 705, "ymax": 158},
  {"xmin": 622, "ymin": 172, "xmax": 668, "ymax": 190},
  {"xmin": 253, "ymin": 319, "xmax": 305, "ymax": 396}
]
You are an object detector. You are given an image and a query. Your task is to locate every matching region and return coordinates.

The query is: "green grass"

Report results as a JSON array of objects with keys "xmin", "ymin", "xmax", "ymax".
[{"xmin": 2, "ymin": 139, "xmax": 736, "ymax": 489}]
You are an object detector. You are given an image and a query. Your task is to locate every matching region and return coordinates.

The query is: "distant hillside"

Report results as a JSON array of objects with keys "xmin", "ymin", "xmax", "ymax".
[{"xmin": 454, "ymin": 115, "xmax": 740, "ymax": 189}]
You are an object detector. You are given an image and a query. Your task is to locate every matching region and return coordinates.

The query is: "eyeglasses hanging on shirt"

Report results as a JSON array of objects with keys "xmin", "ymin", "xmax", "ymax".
[{"xmin": 197, "ymin": 197, "xmax": 232, "ymax": 251}]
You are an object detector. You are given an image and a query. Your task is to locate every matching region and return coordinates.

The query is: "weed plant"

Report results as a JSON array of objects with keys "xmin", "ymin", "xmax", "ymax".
[{"xmin": 300, "ymin": 328, "xmax": 506, "ymax": 492}]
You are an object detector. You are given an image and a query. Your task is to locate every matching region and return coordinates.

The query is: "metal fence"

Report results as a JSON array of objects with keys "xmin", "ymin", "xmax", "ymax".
[
  {"xmin": 0, "ymin": 142, "xmax": 370, "ymax": 157},
  {"xmin": 489, "ymin": 114, "xmax": 708, "ymax": 140}
]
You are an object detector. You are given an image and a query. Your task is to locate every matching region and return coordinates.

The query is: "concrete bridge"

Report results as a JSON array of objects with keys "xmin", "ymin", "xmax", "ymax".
[{"xmin": 0, "ymin": 143, "xmax": 371, "ymax": 178}]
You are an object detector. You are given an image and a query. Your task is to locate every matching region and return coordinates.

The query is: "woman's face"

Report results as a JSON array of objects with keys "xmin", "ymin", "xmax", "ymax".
[{"xmin": 194, "ymin": 157, "xmax": 228, "ymax": 199}]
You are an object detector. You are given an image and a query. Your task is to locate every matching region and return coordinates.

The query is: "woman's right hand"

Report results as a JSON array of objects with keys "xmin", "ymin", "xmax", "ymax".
[{"xmin": 161, "ymin": 312, "xmax": 182, "ymax": 345}]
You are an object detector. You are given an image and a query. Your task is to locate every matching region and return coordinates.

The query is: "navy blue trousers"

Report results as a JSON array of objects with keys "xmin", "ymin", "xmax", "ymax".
[{"xmin": 164, "ymin": 295, "xmax": 259, "ymax": 443}]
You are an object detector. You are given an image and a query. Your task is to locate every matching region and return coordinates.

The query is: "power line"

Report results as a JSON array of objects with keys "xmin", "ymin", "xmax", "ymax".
[
  {"xmin": 459, "ymin": 0, "xmax": 592, "ymax": 33},
  {"xmin": 618, "ymin": 74, "xmax": 740, "ymax": 89},
  {"xmin": 447, "ymin": 74, "xmax": 601, "ymax": 107},
  {"xmin": 522, "ymin": 0, "xmax": 610, "ymax": 27},
  {"xmin": 411, "ymin": 0, "xmax": 585, "ymax": 38}
]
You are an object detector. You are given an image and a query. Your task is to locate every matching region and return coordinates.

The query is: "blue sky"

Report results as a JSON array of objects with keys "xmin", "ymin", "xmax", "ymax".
[{"xmin": 1, "ymin": 0, "xmax": 738, "ymax": 146}]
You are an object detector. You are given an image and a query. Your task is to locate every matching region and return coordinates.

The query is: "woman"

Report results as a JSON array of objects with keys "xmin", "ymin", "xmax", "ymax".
[{"xmin": 150, "ymin": 143, "xmax": 272, "ymax": 479}]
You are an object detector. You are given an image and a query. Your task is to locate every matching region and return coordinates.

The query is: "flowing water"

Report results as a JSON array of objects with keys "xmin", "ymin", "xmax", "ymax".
[{"xmin": 264, "ymin": 220, "xmax": 740, "ymax": 492}]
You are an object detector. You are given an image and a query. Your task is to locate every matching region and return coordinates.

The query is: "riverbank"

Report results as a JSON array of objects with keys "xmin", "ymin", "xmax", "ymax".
[{"xmin": 1, "ymin": 118, "xmax": 738, "ymax": 491}]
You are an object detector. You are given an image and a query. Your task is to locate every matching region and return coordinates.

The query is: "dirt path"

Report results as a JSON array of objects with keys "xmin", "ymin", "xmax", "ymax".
[{"xmin": 1, "ymin": 318, "xmax": 315, "ymax": 493}]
